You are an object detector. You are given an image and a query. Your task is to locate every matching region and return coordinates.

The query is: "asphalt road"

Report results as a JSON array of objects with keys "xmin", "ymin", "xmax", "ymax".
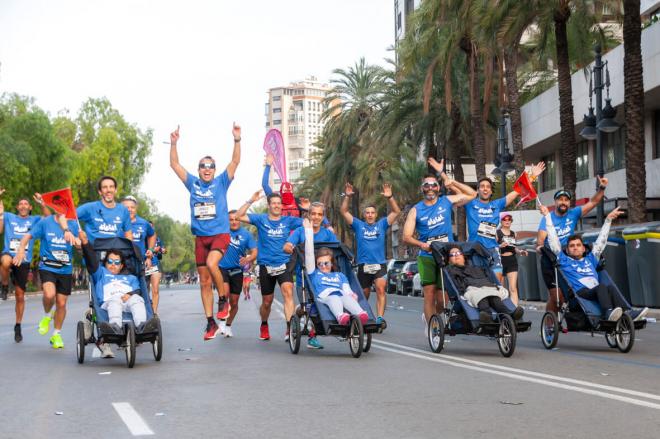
[{"xmin": 1, "ymin": 285, "xmax": 659, "ymax": 438}]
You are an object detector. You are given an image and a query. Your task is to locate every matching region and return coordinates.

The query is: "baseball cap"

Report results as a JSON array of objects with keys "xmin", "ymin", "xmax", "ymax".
[{"xmin": 553, "ymin": 190, "xmax": 572, "ymax": 200}]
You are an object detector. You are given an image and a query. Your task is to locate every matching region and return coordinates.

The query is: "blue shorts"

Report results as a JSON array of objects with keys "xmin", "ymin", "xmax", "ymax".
[{"xmin": 486, "ymin": 247, "xmax": 502, "ymax": 273}]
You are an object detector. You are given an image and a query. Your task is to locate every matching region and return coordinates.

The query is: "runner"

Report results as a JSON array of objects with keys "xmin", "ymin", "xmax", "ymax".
[
  {"xmin": 284, "ymin": 201, "xmax": 338, "ymax": 349},
  {"xmin": 0, "ymin": 189, "xmax": 48, "ymax": 342},
  {"xmin": 242, "ymin": 267, "xmax": 253, "ymax": 300},
  {"xmin": 402, "ymin": 158, "xmax": 477, "ymax": 329},
  {"xmin": 148, "ymin": 233, "xmax": 166, "ymax": 313},
  {"xmin": 235, "ymin": 190, "xmax": 304, "ymax": 341},
  {"xmin": 537, "ymin": 175, "xmax": 609, "ymax": 314},
  {"xmin": 465, "ymin": 163, "xmax": 545, "ymax": 282},
  {"xmin": 169, "ymin": 124, "xmax": 241, "ymax": 340},
  {"xmin": 340, "ymin": 182, "xmax": 400, "ymax": 329},
  {"xmin": 14, "ymin": 213, "xmax": 80, "ymax": 349},
  {"xmin": 496, "ymin": 213, "xmax": 527, "ymax": 305},
  {"xmin": 218, "ymin": 210, "xmax": 257, "ymax": 337}
]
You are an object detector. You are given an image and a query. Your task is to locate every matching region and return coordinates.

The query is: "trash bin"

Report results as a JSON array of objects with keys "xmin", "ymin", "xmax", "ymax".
[
  {"xmin": 535, "ymin": 251, "xmax": 549, "ymax": 303},
  {"xmin": 622, "ymin": 222, "xmax": 660, "ymax": 307},
  {"xmin": 515, "ymin": 238, "xmax": 540, "ymax": 301},
  {"xmin": 581, "ymin": 225, "xmax": 631, "ymax": 303}
]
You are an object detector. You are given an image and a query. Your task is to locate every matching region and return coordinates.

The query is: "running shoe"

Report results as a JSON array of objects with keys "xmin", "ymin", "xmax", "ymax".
[
  {"xmin": 1, "ymin": 285, "xmax": 8, "ymax": 300},
  {"xmin": 284, "ymin": 328, "xmax": 290, "ymax": 342},
  {"xmin": 216, "ymin": 297, "xmax": 230, "ymax": 320},
  {"xmin": 38, "ymin": 315, "xmax": 52, "ymax": 335},
  {"xmin": 224, "ymin": 326, "xmax": 233, "ymax": 338},
  {"xmin": 632, "ymin": 307, "xmax": 649, "ymax": 322},
  {"xmin": 50, "ymin": 333, "xmax": 64, "ymax": 349},
  {"xmin": 307, "ymin": 337, "xmax": 323, "ymax": 349},
  {"xmin": 337, "ymin": 313, "xmax": 350, "ymax": 326},
  {"xmin": 607, "ymin": 307, "xmax": 623, "ymax": 322},
  {"xmin": 218, "ymin": 319, "xmax": 227, "ymax": 335},
  {"xmin": 376, "ymin": 316, "xmax": 387, "ymax": 330},
  {"xmin": 512, "ymin": 306, "xmax": 524, "ymax": 321},
  {"xmin": 259, "ymin": 323, "xmax": 270, "ymax": 340},
  {"xmin": 14, "ymin": 324, "xmax": 22, "ymax": 343},
  {"xmin": 358, "ymin": 311, "xmax": 369, "ymax": 325},
  {"xmin": 204, "ymin": 320, "xmax": 220, "ymax": 341},
  {"xmin": 99, "ymin": 343, "xmax": 115, "ymax": 358}
]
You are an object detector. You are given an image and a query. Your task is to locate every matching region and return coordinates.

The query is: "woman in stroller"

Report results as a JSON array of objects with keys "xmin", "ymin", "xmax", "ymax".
[
  {"xmin": 445, "ymin": 244, "xmax": 524, "ymax": 324},
  {"xmin": 303, "ymin": 219, "xmax": 369, "ymax": 325},
  {"xmin": 79, "ymin": 230, "xmax": 146, "ymax": 330}
]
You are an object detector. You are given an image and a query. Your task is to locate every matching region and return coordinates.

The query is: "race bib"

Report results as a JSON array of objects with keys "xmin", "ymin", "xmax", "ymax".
[
  {"xmin": 145, "ymin": 265, "xmax": 160, "ymax": 276},
  {"xmin": 477, "ymin": 221, "xmax": 497, "ymax": 240},
  {"xmin": 52, "ymin": 250, "xmax": 71, "ymax": 264},
  {"xmin": 228, "ymin": 268, "xmax": 243, "ymax": 276},
  {"xmin": 42, "ymin": 258, "xmax": 64, "ymax": 269},
  {"xmin": 9, "ymin": 239, "xmax": 27, "ymax": 252},
  {"xmin": 363, "ymin": 264, "xmax": 381, "ymax": 274},
  {"xmin": 502, "ymin": 236, "xmax": 516, "ymax": 246},
  {"xmin": 193, "ymin": 202, "xmax": 217, "ymax": 220},
  {"xmin": 578, "ymin": 277, "xmax": 599, "ymax": 289},
  {"xmin": 266, "ymin": 264, "xmax": 286, "ymax": 276},
  {"xmin": 427, "ymin": 234, "xmax": 448, "ymax": 244}
]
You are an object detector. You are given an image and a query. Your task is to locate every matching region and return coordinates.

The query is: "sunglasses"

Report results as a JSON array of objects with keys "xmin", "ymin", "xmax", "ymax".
[
  {"xmin": 502, "ymin": 217, "xmax": 512, "ymax": 222},
  {"xmin": 422, "ymin": 182, "xmax": 439, "ymax": 189},
  {"xmin": 317, "ymin": 261, "xmax": 332, "ymax": 268},
  {"xmin": 199, "ymin": 163, "xmax": 216, "ymax": 170},
  {"xmin": 448, "ymin": 251, "xmax": 463, "ymax": 257},
  {"xmin": 107, "ymin": 258, "xmax": 122, "ymax": 266}
]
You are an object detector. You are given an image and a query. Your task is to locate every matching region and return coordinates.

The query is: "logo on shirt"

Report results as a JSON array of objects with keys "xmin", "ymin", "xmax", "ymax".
[
  {"xmin": 99, "ymin": 223, "xmax": 118, "ymax": 233},
  {"xmin": 477, "ymin": 206, "xmax": 494, "ymax": 216},
  {"xmin": 13, "ymin": 224, "xmax": 29, "ymax": 234},
  {"xmin": 576, "ymin": 265, "xmax": 593, "ymax": 274},
  {"xmin": 363, "ymin": 228, "xmax": 379, "ymax": 239},
  {"xmin": 230, "ymin": 235, "xmax": 243, "ymax": 248},
  {"xmin": 427, "ymin": 214, "xmax": 446, "ymax": 227},
  {"xmin": 193, "ymin": 181, "xmax": 215, "ymax": 198},
  {"xmin": 266, "ymin": 224, "xmax": 286, "ymax": 238},
  {"xmin": 51, "ymin": 236, "xmax": 67, "ymax": 245},
  {"xmin": 556, "ymin": 222, "xmax": 573, "ymax": 237}
]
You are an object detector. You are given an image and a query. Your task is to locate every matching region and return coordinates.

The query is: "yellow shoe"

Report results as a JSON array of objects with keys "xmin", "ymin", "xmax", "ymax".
[
  {"xmin": 38, "ymin": 316, "xmax": 52, "ymax": 335},
  {"xmin": 50, "ymin": 333, "xmax": 64, "ymax": 349}
]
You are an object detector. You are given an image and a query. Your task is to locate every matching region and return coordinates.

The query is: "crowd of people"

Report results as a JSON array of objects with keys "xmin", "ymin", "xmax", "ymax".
[{"xmin": 0, "ymin": 123, "xmax": 648, "ymax": 353}]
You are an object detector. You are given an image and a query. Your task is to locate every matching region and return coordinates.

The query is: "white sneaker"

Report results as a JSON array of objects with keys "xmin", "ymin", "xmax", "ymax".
[
  {"xmin": 224, "ymin": 326, "xmax": 233, "ymax": 338},
  {"xmin": 99, "ymin": 343, "xmax": 115, "ymax": 358},
  {"xmin": 633, "ymin": 307, "xmax": 649, "ymax": 322},
  {"xmin": 607, "ymin": 307, "xmax": 623, "ymax": 322},
  {"xmin": 219, "ymin": 320, "xmax": 227, "ymax": 335}
]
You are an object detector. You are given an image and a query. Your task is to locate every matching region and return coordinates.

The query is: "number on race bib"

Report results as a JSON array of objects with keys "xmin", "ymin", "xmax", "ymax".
[
  {"xmin": 266, "ymin": 264, "xmax": 286, "ymax": 276},
  {"xmin": 427, "ymin": 235, "xmax": 449, "ymax": 244},
  {"xmin": 363, "ymin": 264, "xmax": 381, "ymax": 274},
  {"xmin": 193, "ymin": 202, "xmax": 217, "ymax": 220},
  {"xmin": 477, "ymin": 221, "xmax": 497, "ymax": 240}
]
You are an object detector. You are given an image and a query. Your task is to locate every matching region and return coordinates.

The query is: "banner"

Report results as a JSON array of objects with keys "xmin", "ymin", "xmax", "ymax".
[
  {"xmin": 512, "ymin": 172, "xmax": 538, "ymax": 208},
  {"xmin": 262, "ymin": 129, "xmax": 287, "ymax": 183},
  {"xmin": 42, "ymin": 188, "xmax": 77, "ymax": 220}
]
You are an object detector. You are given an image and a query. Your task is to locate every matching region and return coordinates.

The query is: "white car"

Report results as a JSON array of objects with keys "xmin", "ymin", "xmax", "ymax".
[{"xmin": 412, "ymin": 273, "xmax": 422, "ymax": 296}]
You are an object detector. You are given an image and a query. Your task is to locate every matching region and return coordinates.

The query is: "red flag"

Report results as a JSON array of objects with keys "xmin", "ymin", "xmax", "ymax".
[
  {"xmin": 512, "ymin": 173, "xmax": 537, "ymax": 208},
  {"xmin": 42, "ymin": 188, "xmax": 77, "ymax": 220}
]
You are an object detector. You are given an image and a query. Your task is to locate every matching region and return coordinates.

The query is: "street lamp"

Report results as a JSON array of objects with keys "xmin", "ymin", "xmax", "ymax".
[
  {"xmin": 580, "ymin": 44, "xmax": 620, "ymax": 226},
  {"xmin": 492, "ymin": 109, "xmax": 515, "ymax": 195}
]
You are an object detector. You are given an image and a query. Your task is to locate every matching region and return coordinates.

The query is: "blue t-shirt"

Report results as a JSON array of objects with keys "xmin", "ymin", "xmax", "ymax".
[
  {"xmin": 77, "ymin": 201, "xmax": 131, "ymax": 243},
  {"xmin": 414, "ymin": 196, "xmax": 454, "ymax": 257},
  {"xmin": 466, "ymin": 197, "xmax": 507, "ymax": 249},
  {"xmin": 288, "ymin": 226, "xmax": 338, "ymax": 285},
  {"xmin": 558, "ymin": 251, "xmax": 600, "ymax": 293},
  {"xmin": 2, "ymin": 213, "xmax": 41, "ymax": 262},
  {"xmin": 539, "ymin": 206, "xmax": 582, "ymax": 247},
  {"xmin": 351, "ymin": 217, "xmax": 390, "ymax": 264},
  {"xmin": 129, "ymin": 215, "xmax": 155, "ymax": 259},
  {"xmin": 91, "ymin": 266, "xmax": 141, "ymax": 305},
  {"xmin": 220, "ymin": 227, "xmax": 257, "ymax": 270},
  {"xmin": 184, "ymin": 170, "xmax": 232, "ymax": 236},
  {"xmin": 248, "ymin": 213, "xmax": 303, "ymax": 266},
  {"xmin": 308, "ymin": 270, "xmax": 349, "ymax": 299},
  {"xmin": 30, "ymin": 216, "xmax": 80, "ymax": 275}
]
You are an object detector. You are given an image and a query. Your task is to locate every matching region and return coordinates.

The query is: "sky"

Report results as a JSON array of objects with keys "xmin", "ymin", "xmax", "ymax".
[{"xmin": 0, "ymin": 0, "xmax": 393, "ymax": 223}]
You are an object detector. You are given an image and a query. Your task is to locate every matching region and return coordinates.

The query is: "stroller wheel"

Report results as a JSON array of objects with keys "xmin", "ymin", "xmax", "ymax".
[
  {"xmin": 497, "ymin": 314, "xmax": 517, "ymax": 358},
  {"xmin": 428, "ymin": 314, "xmax": 445, "ymax": 354},
  {"xmin": 605, "ymin": 330, "xmax": 617, "ymax": 349},
  {"xmin": 76, "ymin": 321, "xmax": 86, "ymax": 364},
  {"xmin": 125, "ymin": 323, "xmax": 137, "ymax": 368},
  {"xmin": 348, "ymin": 317, "xmax": 364, "ymax": 358},
  {"xmin": 363, "ymin": 332, "xmax": 372, "ymax": 353},
  {"xmin": 152, "ymin": 317, "xmax": 163, "ymax": 361},
  {"xmin": 288, "ymin": 315, "xmax": 301, "ymax": 354},
  {"xmin": 541, "ymin": 311, "xmax": 559, "ymax": 350},
  {"xmin": 615, "ymin": 313, "xmax": 635, "ymax": 353}
]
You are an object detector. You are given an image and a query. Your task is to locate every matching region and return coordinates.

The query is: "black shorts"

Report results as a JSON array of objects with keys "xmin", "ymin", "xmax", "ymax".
[
  {"xmin": 39, "ymin": 270, "xmax": 73, "ymax": 295},
  {"xmin": 356, "ymin": 263, "xmax": 387, "ymax": 289},
  {"xmin": 221, "ymin": 268, "xmax": 244, "ymax": 295},
  {"xmin": 7, "ymin": 260, "xmax": 30, "ymax": 291},
  {"xmin": 501, "ymin": 254, "xmax": 518, "ymax": 275},
  {"xmin": 258, "ymin": 259, "xmax": 294, "ymax": 296}
]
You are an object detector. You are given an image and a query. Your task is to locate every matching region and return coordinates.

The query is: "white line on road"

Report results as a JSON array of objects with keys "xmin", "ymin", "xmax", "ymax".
[
  {"xmin": 272, "ymin": 298, "xmax": 286, "ymax": 319},
  {"xmin": 112, "ymin": 402, "xmax": 154, "ymax": 436},
  {"xmin": 372, "ymin": 340, "xmax": 660, "ymax": 410}
]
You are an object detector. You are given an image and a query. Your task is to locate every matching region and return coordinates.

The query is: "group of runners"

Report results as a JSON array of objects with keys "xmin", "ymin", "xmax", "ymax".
[{"xmin": 0, "ymin": 123, "xmax": 648, "ymax": 351}]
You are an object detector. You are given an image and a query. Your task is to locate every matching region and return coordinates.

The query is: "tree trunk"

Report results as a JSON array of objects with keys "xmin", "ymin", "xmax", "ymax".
[
  {"xmin": 468, "ymin": 43, "xmax": 487, "ymax": 180},
  {"xmin": 623, "ymin": 0, "xmax": 647, "ymax": 223},
  {"xmin": 554, "ymin": 11, "xmax": 577, "ymax": 202},
  {"xmin": 449, "ymin": 103, "xmax": 468, "ymax": 241},
  {"xmin": 504, "ymin": 46, "xmax": 525, "ymax": 175}
]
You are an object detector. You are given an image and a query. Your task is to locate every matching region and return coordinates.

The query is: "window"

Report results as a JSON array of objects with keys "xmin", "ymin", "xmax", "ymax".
[
  {"xmin": 576, "ymin": 140, "xmax": 589, "ymax": 181},
  {"xmin": 273, "ymin": 96, "xmax": 281, "ymax": 102},
  {"xmin": 542, "ymin": 154, "xmax": 556, "ymax": 192},
  {"xmin": 273, "ymin": 119, "xmax": 281, "ymax": 125},
  {"xmin": 603, "ymin": 125, "xmax": 626, "ymax": 172},
  {"xmin": 273, "ymin": 108, "xmax": 281, "ymax": 113}
]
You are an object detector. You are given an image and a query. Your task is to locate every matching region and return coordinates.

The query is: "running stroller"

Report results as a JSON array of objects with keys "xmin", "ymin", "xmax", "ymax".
[
  {"xmin": 75, "ymin": 237, "xmax": 163, "ymax": 368},
  {"xmin": 427, "ymin": 242, "xmax": 532, "ymax": 357},
  {"xmin": 292, "ymin": 242, "xmax": 383, "ymax": 358}
]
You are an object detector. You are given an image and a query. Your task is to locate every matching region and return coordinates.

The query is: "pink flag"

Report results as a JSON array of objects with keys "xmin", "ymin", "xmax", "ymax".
[{"xmin": 263, "ymin": 129, "xmax": 287, "ymax": 183}]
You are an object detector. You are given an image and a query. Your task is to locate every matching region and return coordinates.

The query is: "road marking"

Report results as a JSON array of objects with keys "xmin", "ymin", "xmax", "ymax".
[
  {"xmin": 112, "ymin": 402, "xmax": 154, "ymax": 436},
  {"xmin": 372, "ymin": 340, "xmax": 660, "ymax": 410},
  {"xmin": 271, "ymin": 298, "xmax": 287, "ymax": 319}
]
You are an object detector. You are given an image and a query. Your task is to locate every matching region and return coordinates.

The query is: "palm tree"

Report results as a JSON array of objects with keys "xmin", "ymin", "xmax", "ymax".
[{"xmin": 623, "ymin": 0, "xmax": 647, "ymax": 222}]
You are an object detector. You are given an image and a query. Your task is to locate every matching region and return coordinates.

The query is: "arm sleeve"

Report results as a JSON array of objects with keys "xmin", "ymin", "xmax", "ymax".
[
  {"xmin": 76, "ymin": 204, "xmax": 89, "ymax": 222},
  {"xmin": 544, "ymin": 214, "xmax": 562, "ymax": 255},
  {"xmin": 82, "ymin": 241, "xmax": 100, "ymax": 274},
  {"xmin": 30, "ymin": 220, "xmax": 44, "ymax": 240},
  {"xmin": 261, "ymin": 165, "xmax": 273, "ymax": 196},
  {"xmin": 591, "ymin": 218, "xmax": 612, "ymax": 260},
  {"xmin": 146, "ymin": 222, "xmax": 155, "ymax": 238},
  {"xmin": 121, "ymin": 211, "xmax": 131, "ymax": 234},
  {"xmin": 304, "ymin": 226, "xmax": 315, "ymax": 274},
  {"xmin": 322, "ymin": 217, "xmax": 329, "ymax": 226}
]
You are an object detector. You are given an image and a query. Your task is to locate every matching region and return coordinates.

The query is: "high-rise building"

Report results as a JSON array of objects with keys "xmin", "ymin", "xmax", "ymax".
[
  {"xmin": 264, "ymin": 76, "xmax": 333, "ymax": 188},
  {"xmin": 394, "ymin": 0, "xmax": 421, "ymax": 48}
]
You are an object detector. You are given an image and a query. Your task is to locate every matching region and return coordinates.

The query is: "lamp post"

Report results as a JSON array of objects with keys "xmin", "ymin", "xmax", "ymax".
[
  {"xmin": 492, "ymin": 109, "xmax": 515, "ymax": 195},
  {"xmin": 580, "ymin": 45, "xmax": 619, "ymax": 226}
]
